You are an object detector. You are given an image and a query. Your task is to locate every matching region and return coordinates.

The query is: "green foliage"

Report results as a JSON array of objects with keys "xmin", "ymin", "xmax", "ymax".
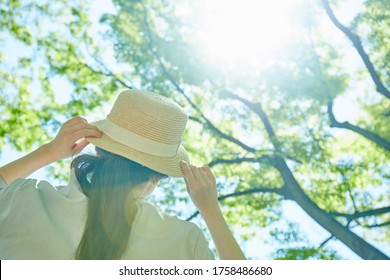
[
  {"xmin": 0, "ymin": 0, "xmax": 122, "ymax": 157},
  {"xmin": 273, "ymin": 246, "xmax": 341, "ymax": 260},
  {"xmin": 267, "ymin": 221, "xmax": 342, "ymax": 259},
  {"xmin": 352, "ymin": 0, "xmax": 390, "ymax": 87}
]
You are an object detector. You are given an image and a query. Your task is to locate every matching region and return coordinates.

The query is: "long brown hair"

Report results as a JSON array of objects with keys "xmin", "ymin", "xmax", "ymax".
[{"xmin": 71, "ymin": 147, "xmax": 167, "ymax": 259}]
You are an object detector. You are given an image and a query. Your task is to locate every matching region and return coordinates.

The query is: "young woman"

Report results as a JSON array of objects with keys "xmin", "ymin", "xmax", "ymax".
[{"xmin": 0, "ymin": 89, "xmax": 245, "ymax": 260}]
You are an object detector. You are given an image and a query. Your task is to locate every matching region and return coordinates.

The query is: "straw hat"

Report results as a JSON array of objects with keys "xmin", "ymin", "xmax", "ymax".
[{"xmin": 87, "ymin": 89, "xmax": 189, "ymax": 177}]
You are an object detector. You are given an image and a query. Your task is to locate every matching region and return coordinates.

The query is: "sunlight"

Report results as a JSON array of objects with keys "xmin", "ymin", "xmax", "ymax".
[{"xmin": 193, "ymin": 0, "xmax": 300, "ymax": 68}]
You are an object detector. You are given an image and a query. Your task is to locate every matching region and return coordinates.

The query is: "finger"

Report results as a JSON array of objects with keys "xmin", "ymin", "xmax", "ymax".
[
  {"xmin": 60, "ymin": 121, "xmax": 86, "ymax": 133},
  {"xmin": 180, "ymin": 161, "xmax": 195, "ymax": 184},
  {"xmin": 190, "ymin": 165, "xmax": 203, "ymax": 186},
  {"xmin": 84, "ymin": 123, "xmax": 103, "ymax": 134},
  {"xmin": 72, "ymin": 138, "xmax": 90, "ymax": 155},
  {"xmin": 200, "ymin": 166, "xmax": 213, "ymax": 185},
  {"xmin": 66, "ymin": 122, "xmax": 101, "ymax": 133},
  {"xmin": 71, "ymin": 127, "xmax": 103, "ymax": 142},
  {"xmin": 204, "ymin": 166, "xmax": 216, "ymax": 185},
  {"xmin": 65, "ymin": 121, "xmax": 96, "ymax": 132},
  {"xmin": 63, "ymin": 116, "xmax": 87, "ymax": 126}
]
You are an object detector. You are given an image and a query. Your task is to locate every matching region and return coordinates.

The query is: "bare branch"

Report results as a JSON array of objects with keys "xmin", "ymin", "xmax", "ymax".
[
  {"xmin": 328, "ymin": 101, "xmax": 390, "ymax": 151},
  {"xmin": 321, "ymin": 0, "xmax": 390, "ymax": 99}
]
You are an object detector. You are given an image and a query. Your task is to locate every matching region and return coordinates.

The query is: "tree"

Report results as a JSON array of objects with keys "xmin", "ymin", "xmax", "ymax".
[{"xmin": 1, "ymin": 0, "xmax": 389, "ymax": 259}]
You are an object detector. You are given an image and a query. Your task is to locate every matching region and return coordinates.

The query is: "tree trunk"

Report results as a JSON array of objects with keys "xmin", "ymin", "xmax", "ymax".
[{"xmin": 274, "ymin": 156, "xmax": 389, "ymax": 260}]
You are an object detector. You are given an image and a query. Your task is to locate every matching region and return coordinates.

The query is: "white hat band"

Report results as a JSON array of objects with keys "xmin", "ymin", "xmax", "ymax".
[{"xmin": 99, "ymin": 118, "xmax": 179, "ymax": 157}]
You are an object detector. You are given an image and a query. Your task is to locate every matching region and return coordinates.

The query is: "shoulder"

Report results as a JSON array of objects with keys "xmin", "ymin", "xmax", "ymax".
[
  {"xmin": 133, "ymin": 200, "xmax": 206, "ymax": 243},
  {"xmin": 0, "ymin": 178, "xmax": 53, "ymax": 221},
  {"xmin": 0, "ymin": 178, "xmax": 38, "ymax": 197},
  {"xmin": 1, "ymin": 177, "xmax": 58, "ymax": 192},
  {"xmin": 0, "ymin": 178, "xmax": 59, "ymax": 207},
  {"xmin": 129, "ymin": 200, "xmax": 215, "ymax": 259},
  {"xmin": 135, "ymin": 200, "xmax": 200, "ymax": 234},
  {"xmin": 0, "ymin": 177, "xmax": 85, "ymax": 203}
]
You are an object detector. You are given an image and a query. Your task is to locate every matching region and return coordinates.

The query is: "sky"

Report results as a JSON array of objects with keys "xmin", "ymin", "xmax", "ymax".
[{"xmin": 1, "ymin": 0, "xmax": 388, "ymax": 259}]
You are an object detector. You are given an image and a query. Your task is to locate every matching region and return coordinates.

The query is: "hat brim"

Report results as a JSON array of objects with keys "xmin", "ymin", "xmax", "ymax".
[{"xmin": 86, "ymin": 120, "xmax": 189, "ymax": 178}]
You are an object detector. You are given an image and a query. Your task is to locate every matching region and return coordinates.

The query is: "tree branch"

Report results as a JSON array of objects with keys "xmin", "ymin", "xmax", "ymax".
[
  {"xmin": 83, "ymin": 61, "xmax": 133, "ymax": 89},
  {"xmin": 274, "ymin": 155, "xmax": 389, "ymax": 259},
  {"xmin": 208, "ymin": 155, "xmax": 275, "ymax": 168},
  {"xmin": 321, "ymin": 0, "xmax": 390, "ymax": 99},
  {"xmin": 227, "ymin": 91, "xmax": 389, "ymax": 259},
  {"xmin": 362, "ymin": 221, "xmax": 390, "ymax": 228},
  {"xmin": 329, "ymin": 206, "xmax": 390, "ymax": 221},
  {"xmin": 190, "ymin": 115, "xmax": 259, "ymax": 153},
  {"xmin": 328, "ymin": 101, "xmax": 390, "ymax": 151},
  {"xmin": 225, "ymin": 92, "xmax": 302, "ymax": 163},
  {"xmin": 225, "ymin": 91, "xmax": 280, "ymax": 150},
  {"xmin": 83, "ymin": 39, "xmax": 133, "ymax": 89},
  {"xmin": 318, "ymin": 235, "xmax": 334, "ymax": 249},
  {"xmin": 186, "ymin": 186, "xmax": 287, "ymax": 221},
  {"xmin": 246, "ymin": 88, "xmax": 390, "ymax": 259}
]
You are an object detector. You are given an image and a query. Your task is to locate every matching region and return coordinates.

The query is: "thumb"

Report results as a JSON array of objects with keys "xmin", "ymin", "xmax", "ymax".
[{"xmin": 72, "ymin": 138, "xmax": 90, "ymax": 155}]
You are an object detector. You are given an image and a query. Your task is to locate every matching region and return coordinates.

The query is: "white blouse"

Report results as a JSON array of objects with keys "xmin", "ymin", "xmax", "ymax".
[{"xmin": 0, "ymin": 172, "xmax": 214, "ymax": 260}]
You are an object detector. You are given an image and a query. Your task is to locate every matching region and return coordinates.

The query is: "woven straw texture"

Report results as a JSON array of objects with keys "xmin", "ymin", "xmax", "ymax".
[{"xmin": 87, "ymin": 90, "xmax": 189, "ymax": 177}]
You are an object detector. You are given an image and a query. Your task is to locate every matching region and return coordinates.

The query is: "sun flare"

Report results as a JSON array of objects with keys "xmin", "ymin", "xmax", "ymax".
[{"xmin": 192, "ymin": 0, "xmax": 300, "ymax": 68}]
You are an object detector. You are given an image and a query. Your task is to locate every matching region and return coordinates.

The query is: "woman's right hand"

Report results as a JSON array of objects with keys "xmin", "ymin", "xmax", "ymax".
[
  {"xmin": 45, "ymin": 116, "xmax": 102, "ymax": 161},
  {"xmin": 180, "ymin": 161, "xmax": 219, "ymax": 214},
  {"xmin": 0, "ymin": 116, "xmax": 102, "ymax": 185}
]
